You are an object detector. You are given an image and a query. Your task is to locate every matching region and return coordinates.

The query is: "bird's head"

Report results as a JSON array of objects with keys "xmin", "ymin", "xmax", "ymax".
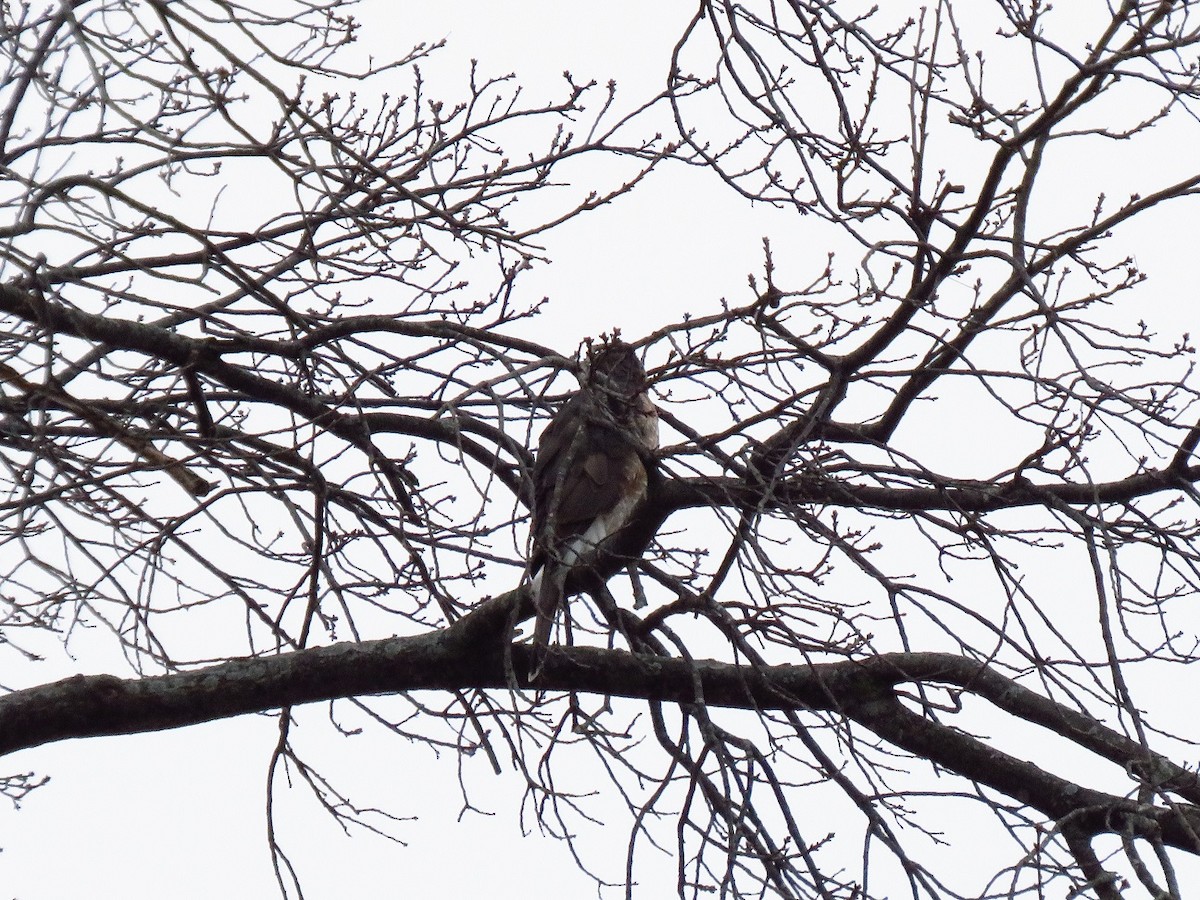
[{"xmin": 584, "ymin": 338, "xmax": 648, "ymax": 405}]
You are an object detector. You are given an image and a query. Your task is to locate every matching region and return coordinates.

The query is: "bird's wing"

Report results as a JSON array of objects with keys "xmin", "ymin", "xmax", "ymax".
[
  {"xmin": 533, "ymin": 398, "xmax": 642, "ymax": 537},
  {"xmin": 538, "ymin": 440, "xmax": 632, "ymax": 531}
]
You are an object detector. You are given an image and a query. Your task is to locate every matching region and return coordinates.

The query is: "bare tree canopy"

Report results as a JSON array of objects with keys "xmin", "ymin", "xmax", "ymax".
[{"xmin": 4, "ymin": 1, "xmax": 1200, "ymax": 897}]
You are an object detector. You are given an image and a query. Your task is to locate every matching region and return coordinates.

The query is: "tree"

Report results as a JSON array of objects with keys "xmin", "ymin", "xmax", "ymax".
[{"xmin": 3, "ymin": 0, "xmax": 1200, "ymax": 897}]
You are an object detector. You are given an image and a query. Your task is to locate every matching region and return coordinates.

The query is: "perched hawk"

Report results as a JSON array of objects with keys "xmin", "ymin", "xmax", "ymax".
[{"xmin": 529, "ymin": 339, "xmax": 659, "ymax": 654}]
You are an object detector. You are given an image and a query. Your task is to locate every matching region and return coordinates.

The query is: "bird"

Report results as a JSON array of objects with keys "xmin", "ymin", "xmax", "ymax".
[{"xmin": 527, "ymin": 338, "xmax": 659, "ymax": 664}]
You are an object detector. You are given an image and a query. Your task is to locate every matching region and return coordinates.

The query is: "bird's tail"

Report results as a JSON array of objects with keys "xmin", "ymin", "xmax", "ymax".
[{"xmin": 530, "ymin": 567, "xmax": 561, "ymax": 679}]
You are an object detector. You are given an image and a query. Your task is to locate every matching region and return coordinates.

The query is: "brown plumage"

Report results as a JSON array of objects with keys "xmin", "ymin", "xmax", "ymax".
[{"xmin": 529, "ymin": 340, "xmax": 659, "ymax": 657}]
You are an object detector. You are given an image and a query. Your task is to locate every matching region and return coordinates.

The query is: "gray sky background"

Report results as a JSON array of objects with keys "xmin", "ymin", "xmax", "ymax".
[{"xmin": 5, "ymin": 2, "xmax": 1200, "ymax": 898}]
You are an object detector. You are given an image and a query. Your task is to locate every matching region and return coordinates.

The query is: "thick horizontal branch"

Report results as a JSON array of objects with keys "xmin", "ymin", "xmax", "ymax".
[
  {"xmin": 663, "ymin": 466, "xmax": 1200, "ymax": 514},
  {"xmin": 3, "ymin": 590, "xmax": 1198, "ymax": 850},
  {"xmin": 0, "ymin": 285, "xmax": 389, "ymax": 448},
  {"xmin": 0, "ymin": 285, "xmax": 526, "ymax": 500}
]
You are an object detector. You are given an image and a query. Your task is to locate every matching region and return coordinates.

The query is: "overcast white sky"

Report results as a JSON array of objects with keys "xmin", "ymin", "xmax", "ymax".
[{"xmin": 5, "ymin": 2, "xmax": 1200, "ymax": 898}]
